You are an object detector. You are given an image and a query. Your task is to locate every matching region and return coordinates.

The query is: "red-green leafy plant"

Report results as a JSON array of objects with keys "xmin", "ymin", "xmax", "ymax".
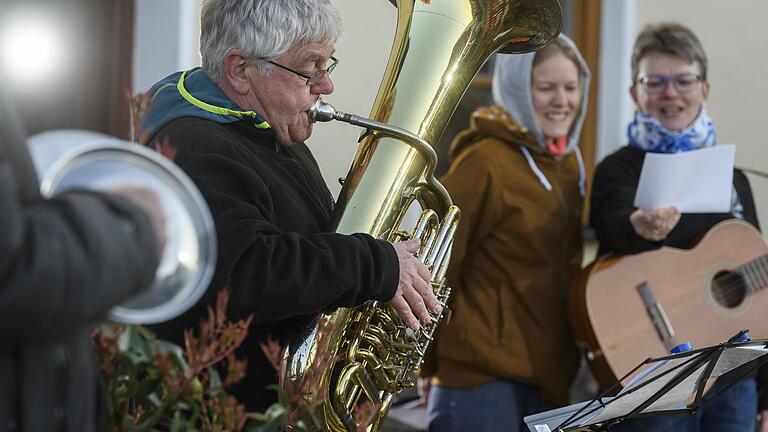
[
  {"xmin": 256, "ymin": 317, "xmax": 337, "ymax": 430},
  {"xmin": 255, "ymin": 317, "xmax": 379, "ymax": 431},
  {"xmin": 126, "ymin": 89, "xmax": 153, "ymax": 145},
  {"xmin": 91, "ymin": 291, "xmax": 374, "ymax": 431},
  {"xmin": 92, "ymin": 290, "xmax": 252, "ymax": 431}
]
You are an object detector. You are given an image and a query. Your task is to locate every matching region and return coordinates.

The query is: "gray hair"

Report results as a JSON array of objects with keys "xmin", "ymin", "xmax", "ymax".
[
  {"xmin": 200, "ymin": 0, "xmax": 343, "ymax": 83},
  {"xmin": 631, "ymin": 23, "xmax": 708, "ymax": 82}
]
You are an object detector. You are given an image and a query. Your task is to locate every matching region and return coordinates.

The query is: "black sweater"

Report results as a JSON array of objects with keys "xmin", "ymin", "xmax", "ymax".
[
  {"xmin": 591, "ymin": 145, "xmax": 759, "ymax": 255},
  {"xmin": 149, "ymin": 117, "xmax": 399, "ymax": 411}
]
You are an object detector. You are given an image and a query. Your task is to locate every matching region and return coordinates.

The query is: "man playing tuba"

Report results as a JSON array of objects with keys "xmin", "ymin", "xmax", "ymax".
[{"xmin": 141, "ymin": 0, "xmax": 441, "ymax": 413}]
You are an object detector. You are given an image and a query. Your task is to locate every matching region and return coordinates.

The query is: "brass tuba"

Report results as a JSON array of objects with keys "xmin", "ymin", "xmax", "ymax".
[{"xmin": 281, "ymin": 1, "xmax": 562, "ymax": 430}]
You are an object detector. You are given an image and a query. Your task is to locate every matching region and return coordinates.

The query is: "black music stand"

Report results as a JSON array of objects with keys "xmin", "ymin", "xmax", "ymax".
[{"xmin": 524, "ymin": 331, "xmax": 768, "ymax": 432}]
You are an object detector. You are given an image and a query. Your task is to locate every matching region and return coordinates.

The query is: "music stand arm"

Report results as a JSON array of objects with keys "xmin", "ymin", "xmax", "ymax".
[{"xmin": 556, "ymin": 334, "xmax": 754, "ymax": 431}]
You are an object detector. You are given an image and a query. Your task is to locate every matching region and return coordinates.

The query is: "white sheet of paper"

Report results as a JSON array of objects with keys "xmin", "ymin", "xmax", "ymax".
[{"xmin": 634, "ymin": 144, "xmax": 735, "ymax": 213}]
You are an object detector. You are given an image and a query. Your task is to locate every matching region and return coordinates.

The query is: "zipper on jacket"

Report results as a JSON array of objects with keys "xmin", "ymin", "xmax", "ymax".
[
  {"xmin": 554, "ymin": 159, "xmax": 575, "ymax": 296},
  {"xmin": 54, "ymin": 344, "xmax": 69, "ymax": 432},
  {"xmin": 497, "ymin": 285, "xmax": 504, "ymax": 342},
  {"xmin": 287, "ymin": 157, "xmax": 332, "ymax": 220},
  {"xmin": 10, "ymin": 349, "xmax": 20, "ymax": 431},
  {"xmin": 274, "ymin": 141, "xmax": 332, "ymax": 220}
]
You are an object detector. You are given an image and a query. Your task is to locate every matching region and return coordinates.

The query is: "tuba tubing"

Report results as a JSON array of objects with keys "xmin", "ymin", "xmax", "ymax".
[{"xmin": 309, "ymin": 99, "xmax": 452, "ymax": 209}]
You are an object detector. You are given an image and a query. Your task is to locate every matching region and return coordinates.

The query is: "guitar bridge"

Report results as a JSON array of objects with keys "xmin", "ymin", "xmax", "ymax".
[{"xmin": 636, "ymin": 281, "xmax": 678, "ymax": 352}]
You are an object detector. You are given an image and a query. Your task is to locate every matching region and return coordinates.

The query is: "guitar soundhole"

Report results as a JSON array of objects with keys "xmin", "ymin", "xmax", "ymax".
[{"xmin": 711, "ymin": 271, "xmax": 747, "ymax": 308}]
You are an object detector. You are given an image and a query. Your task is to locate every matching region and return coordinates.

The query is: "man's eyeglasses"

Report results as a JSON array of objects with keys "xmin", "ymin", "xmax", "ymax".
[
  {"xmin": 636, "ymin": 73, "xmax": 703, "ymax": 94},
  {"xmin": 264, "ymin": 56, "xmax": 338, "ymax": 86}
]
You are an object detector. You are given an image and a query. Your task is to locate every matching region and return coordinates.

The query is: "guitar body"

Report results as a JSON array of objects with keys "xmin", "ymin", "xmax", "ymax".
[{"xmin": 571, "ymin": 220, "xmax": 768, "ymax": 389}]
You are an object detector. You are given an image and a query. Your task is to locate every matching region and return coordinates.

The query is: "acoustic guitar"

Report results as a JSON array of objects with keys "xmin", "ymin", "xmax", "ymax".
[{"xmin": 570, "ymin": 219, "xmax": 768, "ymax": 390}]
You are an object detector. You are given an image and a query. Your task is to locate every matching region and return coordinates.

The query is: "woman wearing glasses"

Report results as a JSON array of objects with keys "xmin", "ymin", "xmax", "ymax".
[{"xmin": 591, "ymin": 22, "xmax": 764, "ymax": 431}]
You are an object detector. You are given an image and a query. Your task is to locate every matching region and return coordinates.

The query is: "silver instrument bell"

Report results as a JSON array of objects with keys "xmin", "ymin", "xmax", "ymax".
[{"xmin": 28, "ymin": 130, "xmax": 216, "ymax": 324}]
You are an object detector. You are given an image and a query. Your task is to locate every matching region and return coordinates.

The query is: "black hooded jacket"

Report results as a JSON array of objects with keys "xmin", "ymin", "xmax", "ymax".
[{"xmin": 143, "ymin": 69, "xmax": 399, "ymax": 411}]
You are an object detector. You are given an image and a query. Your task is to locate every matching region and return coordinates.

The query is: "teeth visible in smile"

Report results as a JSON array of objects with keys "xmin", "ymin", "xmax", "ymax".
[
  {"xmin": 545, "ymin": 112, "xmax": 568, "ymax": 121},
  {"xmin": 660, "ymin": 106, "xmax": 683, "ymax": 115}
]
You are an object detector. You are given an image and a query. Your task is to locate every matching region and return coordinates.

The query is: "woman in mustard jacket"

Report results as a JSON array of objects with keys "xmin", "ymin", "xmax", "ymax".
[{"xmin": 424, "ymin": 34, "xmax": 591, "ymax": 431}]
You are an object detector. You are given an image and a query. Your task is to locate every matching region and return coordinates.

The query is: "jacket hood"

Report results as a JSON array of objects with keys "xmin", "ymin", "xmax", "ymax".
[
  {"xmin": 447, "ymin": 105, "xmax": 537, "ymax": 161},
  {"xmin": 491, "ymin": 34, "xmax": 591, "ymax": 155},
  {"xmin": 141, "ymin": 67, "xmax": 270, "ymax": 144}
]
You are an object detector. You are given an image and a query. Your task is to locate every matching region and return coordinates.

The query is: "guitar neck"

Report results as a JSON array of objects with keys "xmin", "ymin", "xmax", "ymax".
[{"xmin": 736, "ymin": 254, "xmax": 768, "ymax": 294}]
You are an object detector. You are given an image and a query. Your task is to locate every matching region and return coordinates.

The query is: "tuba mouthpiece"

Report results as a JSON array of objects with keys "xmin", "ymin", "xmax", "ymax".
[{"xmin": 309, "ymin": 98, "xmax": 340, "ymax": 123}]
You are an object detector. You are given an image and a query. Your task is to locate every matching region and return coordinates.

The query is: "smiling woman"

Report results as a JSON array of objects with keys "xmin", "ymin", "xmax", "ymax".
[
  {"xmin": 589, "ymin": 22, "xmax": 762, "ymax": 432},
  {"xmin": 422, "ymin": 34, "xmax": 592, "ymax": 432},
  {"xmin": 531, "ymin": 45, "xmax": 583, "ymax": 155}
]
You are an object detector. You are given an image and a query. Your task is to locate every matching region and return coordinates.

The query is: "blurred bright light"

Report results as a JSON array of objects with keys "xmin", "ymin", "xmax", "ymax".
[{"xmin": 0, "ymin": 16, "xmax": 65, "ymax": 84}]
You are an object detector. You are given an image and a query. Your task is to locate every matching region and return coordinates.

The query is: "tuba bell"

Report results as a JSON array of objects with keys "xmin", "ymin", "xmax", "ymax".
[
  {"xmin": 27, "ymin": 130, "xmax": 216, "ymax": 324},
  {"xmin": 281, "ymin": 1, "xmax": 562, "ymax": 430}
]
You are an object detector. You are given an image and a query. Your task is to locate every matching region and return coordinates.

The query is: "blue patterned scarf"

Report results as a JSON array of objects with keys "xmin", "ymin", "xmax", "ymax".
[
  {"xmin": 627, "ymin": 108, "xmax": 716, "ymax": 153},
  {"xmin": 627, "ymin": 108, "xmax": 743, "ymax": 218}
]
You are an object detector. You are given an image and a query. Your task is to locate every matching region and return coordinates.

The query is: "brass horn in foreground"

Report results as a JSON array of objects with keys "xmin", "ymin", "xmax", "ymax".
[
  {"xmin": 28, "ymin": 131, "xmax": 216, "ymax": 325},
  {"xmin": 281, "ymin": 1, "xmax": 562, "ymax": 431}
]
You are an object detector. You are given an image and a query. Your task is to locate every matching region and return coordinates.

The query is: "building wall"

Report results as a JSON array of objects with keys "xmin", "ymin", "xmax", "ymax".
[
  {"xmin": 306, "ymin": 0, "xmax": 396, "ymax": 197},
  {"xmin": 596, "ymin": 0, "xmax": 636, "ymax": 162},
  {"xmin": 133, "ymin": 1, "xmax": 768, "ymax": 233},
  {"xmin": 133, "ymin": 0, "xmax": 201, "ymax": 93}
]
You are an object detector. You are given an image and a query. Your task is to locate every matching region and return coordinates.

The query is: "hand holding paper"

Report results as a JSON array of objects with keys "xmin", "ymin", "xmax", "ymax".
[
  {"xmin": 630, "ymin": 207, "xmax": 681, "ymax": 241},
  {"xmin": 634, "ymin": 145, "xmax": 735, "ymax": 213}
]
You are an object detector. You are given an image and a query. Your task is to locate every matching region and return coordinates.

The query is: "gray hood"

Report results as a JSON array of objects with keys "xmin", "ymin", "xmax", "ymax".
[{"xmin": 491, "ymin": 34, "xmax": 591, "ymax": 156}]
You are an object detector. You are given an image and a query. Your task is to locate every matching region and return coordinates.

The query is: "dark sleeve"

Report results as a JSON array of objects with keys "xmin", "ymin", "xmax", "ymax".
[
  {"xmin": 733, "ymin": 169, "xmax": 767, "ymax": 410},
  {"xmin": 0, "ymin": 161, "xmax": 160, "ymax": 343},
  {"xmin": 590, "ymin": 147, "xmax": 662, "ymax": 255},
  {"xmin": 167, "ymin": 126, "xmax": 399, "ymax": 323},
  {"xmin": 759, "ymin": 361, "xmax": 768, "ymax": 411},
  {"xmin": 734, "ymin": 169, "xmax": 760, "ymax": 231}
]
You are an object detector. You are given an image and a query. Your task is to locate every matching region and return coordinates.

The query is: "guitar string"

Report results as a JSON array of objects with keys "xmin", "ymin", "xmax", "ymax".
[
  {"xmin": 701, "ymin": 266, "xmax": 762, "ymax": 302},
  {"xmin": 715, "ymin": 257, "xmax": 768, "ymax": 296}
]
